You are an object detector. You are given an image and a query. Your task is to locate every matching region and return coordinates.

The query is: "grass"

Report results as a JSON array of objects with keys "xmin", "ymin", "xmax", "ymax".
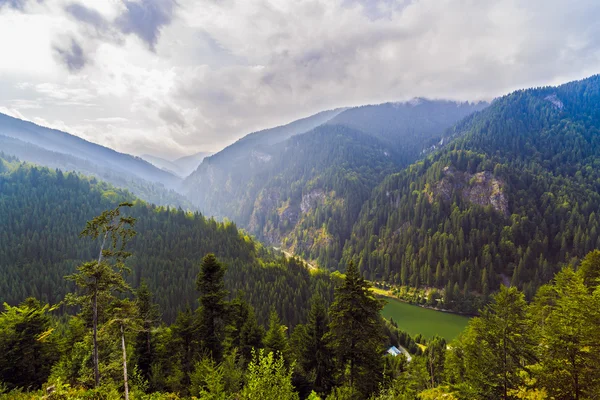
[{"xmin": 381, "ymin": 297, "xmax": 470, "ymax": 341}]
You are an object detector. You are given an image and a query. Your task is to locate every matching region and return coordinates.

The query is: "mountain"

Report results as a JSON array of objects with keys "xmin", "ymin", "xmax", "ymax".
[
  {"xmin": 172, "ymin": 151, "xmax": 213, "ymax": 177},
  {"xmin": 141, "ymin": 154, "xmax": 180, "ymax": 176},
  {"xmin": 342, "ymin": 75, "xmax": 600, "ymax": 312},
  {"xmin": 0, "ymin": 153, "xmax": 332, "ymax": 325},
  {"xmin": 183, "ymin": 100, "xmax": 487, "ymax": 268},
  {"xmin": 142, "ymin": 151, "xmax": 212, "ymax": 178},
  {"xmin": 0, "ymin": 113, "xmax": 186, "ymax": 207},
  {"xmin": 326, "ymin": 98, "xmax": 488, "ymax": 158}
]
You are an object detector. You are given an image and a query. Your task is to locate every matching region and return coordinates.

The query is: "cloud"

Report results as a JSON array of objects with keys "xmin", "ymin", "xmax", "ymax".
[
  {"xmin": 64, "ymin": 3, "xmax": 111, "ymax": 35},
  {"xmin": 0, "ymin": 0, "xmax": 40, "ymax": 11},
  {"xmin": 159, "ymin": 105, "xmax": 186, "ymax": 127},
  {"xmin": 116, "ymin": 0, "xmax": 177, "ymax": 51},
  {"xmin": 1, "ymin": 0, "xmax": 600, "ymax": 159},
  {"xmin": 52, "ymin": 36, "xmax": 88, "ymax": 72}
]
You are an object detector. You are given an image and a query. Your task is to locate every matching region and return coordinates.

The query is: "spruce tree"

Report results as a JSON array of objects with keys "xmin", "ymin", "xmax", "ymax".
[
  {"xmin": 461, "ymin": 286, "xmax": 537, "ymax": 399},
  {"xmin": 326, "ymin": 261, "xmax": 385, "ymax": 398},
  {"xmin": 134, "ymin": 281, "xmax": 160, "ymax": 382},
  {"xmin": 228, "ymin": 291, "xmax": 264, "ymax": 363},
  {"xmin": 264, "ymin": 309, "xmax": 289, "ymax": 362},
  {"xmin": 196, "ymin": 253, "xmax": 228, "ymax": 362},
  {"xmin": 292, "ymin": 295, "xmax": 334, "ymax": 395}
]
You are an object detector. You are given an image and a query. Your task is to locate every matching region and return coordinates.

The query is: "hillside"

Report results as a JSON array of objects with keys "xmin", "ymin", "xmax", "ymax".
[
  {"xmin": 0, "ymin": 153, "xmax": 333, "ymax": 325},
  {"xmin": 0, "ymin": 113, "xmax": 185, "ymax": 207},
  {"xmin": 142, "ymin": 151, "xmax": 212, "ymax": 177},
  {"xmin": 183, "ymin": 100, "xmax": 486, "ymax": 268},
  {"xmin": 343, "ymin": 75, "xmax": 600, "ymax": 311}
]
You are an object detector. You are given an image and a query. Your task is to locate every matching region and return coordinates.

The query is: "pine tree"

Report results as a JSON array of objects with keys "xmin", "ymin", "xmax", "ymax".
[
  {"xmin": 196, "ymin": 253, "xmax": 228, "ymax": 362},
  {"xmin": 228, "ymin": 291, "xmax": 264, "ymax": 363},
  {"xmin": 65, "ymin": 203, "xmax": 136, "ymax": 387},
  {"xmin": 264, "ymin": 309, "xmax": 289, "ymax": 362},
  {"xmin": 326, "ymin": 261, "xmax": 385, "ymax": 398},
  {"xmin": 134, "ymin": 281, "xmax": 160, "ymax": 382},
  {"xmin": 292, "ymin": 296, "xmax": 334, "ymax": 395},
  {"xmin": 460, "ymin": 286, "xmax": 537, "ymax": 399}
]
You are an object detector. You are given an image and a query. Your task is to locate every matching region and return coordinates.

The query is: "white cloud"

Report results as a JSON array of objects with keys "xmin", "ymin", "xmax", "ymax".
[{"xmin": 0, "ymin": 0, "xmax": 599, "ymax": 159}]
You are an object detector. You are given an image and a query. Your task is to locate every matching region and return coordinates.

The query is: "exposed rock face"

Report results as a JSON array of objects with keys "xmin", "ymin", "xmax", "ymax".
[
  {"xmin": 429, "ymin": 166, "xmax": 509, "ymax": 216},
  {"xmin": 301, "ymin": 189, "xmax": 326, "ymax": 214},
  {"xmin": 248, "ymin": 188, "xmax": 281, "ymax": 234},
  {"xmin": 250, "ymin": 150, "xmax": 273, "ymax": 163},
  {"xmin": 544, "ymin": 94, "xmax": 564, "ymax": 110}
]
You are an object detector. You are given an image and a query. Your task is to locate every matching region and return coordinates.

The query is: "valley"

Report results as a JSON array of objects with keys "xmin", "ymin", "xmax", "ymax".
[{"xmin": 2, "ymin": 74, "xmax": 600, "ymax": 398}]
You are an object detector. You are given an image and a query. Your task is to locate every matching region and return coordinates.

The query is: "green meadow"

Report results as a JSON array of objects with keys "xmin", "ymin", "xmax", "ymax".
[{"xmin": 381, "ymin": 297, "xmax": 471, "ymax": 341}]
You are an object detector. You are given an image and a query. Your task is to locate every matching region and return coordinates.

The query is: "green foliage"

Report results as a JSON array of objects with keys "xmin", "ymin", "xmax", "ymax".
[
  {"xmin": 0, "ymin": 298, "xmax": 59, "ymax": 390},
  {"xmin": 291, "ymin": 296, "xmax": 335, "ymax": 395},
  {"xmin": 185, "ymin": 102, "xmax": 483, "ymax": 270},
  {"xmin": 344, "ymin": 75, "xmax": 600, "ymax": 310},
  {"xmin": 532, "ymin": 267, "xmax": 600, "ymax": 398},
  {"xmin": 263, "ymin": 309, "xmax": 290, "ymax": 363},
  {"xmin": 196, "ymin": 254, "xmax": 228, "ymax": 362},
  {"xmin": 189, "ymin": 357, "xmax": 230, "ymax": 400},
  {"xmin": 326, "ymin": 262, "xmax": 385, "ymax": 398},
  {"xmin": 0, "ymin": 158, "xmax": 334, "ymax": 327},
  {"xmin": 241, "ymin": 349, "xmax": 299, "ymax": 400}
]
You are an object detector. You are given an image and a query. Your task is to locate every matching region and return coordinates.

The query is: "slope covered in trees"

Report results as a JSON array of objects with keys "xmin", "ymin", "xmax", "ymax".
[
  {"xmin": 184, "ymin": 100, "xmax": 486, "ymax": 269},
  {"xmin": 2, "ymin": 239, "xmax": 599, "ymax": 399},
  {"xmin": 343, "ymin": 75, "xmax": 600, "ymax": 312},
  {"xmin": 0, "ymin": 113, "xmax": 185, "ymax": 207},
  {"xmin": 0, "ymin": 154, "xmax": 332, "ymax": 325}
]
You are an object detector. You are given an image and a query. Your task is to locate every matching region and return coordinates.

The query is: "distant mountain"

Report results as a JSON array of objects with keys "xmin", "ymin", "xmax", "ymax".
[
  {"xmin": 342, "ymin": 75, "xmax": 600, "ymax": 312},
  {"xmin": 183, "ymin": 99, "xmax": 487, "ymax": 267},
  {"xmin": 172, "ymin": 151, "xmax": 213, "ymax": 177},
  {"xmin": 142, "ymin": 151, "xmax": 212, "ymax": 178},
  {"xmin": 0, "ymin": 113, "xmax": 187, "ymax": 207},
  {"xmin": 141, "ymin": 154, "xmax": 180, "ymax": 176},
  {"xmin": 203, "ymin": 108, "xmax": 347, "ymax": 169}
]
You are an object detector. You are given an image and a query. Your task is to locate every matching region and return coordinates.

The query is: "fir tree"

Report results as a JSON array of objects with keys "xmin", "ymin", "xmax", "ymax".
[
  {"xmin": 196, "ymin": 253, "xmax": 228, "ymax": 362},
  {"xmin": 264, "ymin": 309, "xmax": 289, "ymax": 362},
  {"xmin": 326, "ymin": 261, "xmax": 385, "ymax": 398}
]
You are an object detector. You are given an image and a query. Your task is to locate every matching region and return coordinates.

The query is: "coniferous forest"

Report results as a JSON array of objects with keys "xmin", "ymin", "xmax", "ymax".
[{"xmin": 2, "ymin": 74, "xmax": 600, "ymax": 399}]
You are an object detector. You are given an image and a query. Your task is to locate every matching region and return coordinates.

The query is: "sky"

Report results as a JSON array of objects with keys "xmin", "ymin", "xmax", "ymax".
[{"xmin": 0, "ymin": 0, "xmax": 599, "ymax": 159}]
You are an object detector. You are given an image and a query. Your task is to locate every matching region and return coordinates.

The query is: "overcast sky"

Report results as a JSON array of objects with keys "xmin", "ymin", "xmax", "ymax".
[{"xmin": 0, "ymin": 0, "xmax": 599, "ymax": 159}]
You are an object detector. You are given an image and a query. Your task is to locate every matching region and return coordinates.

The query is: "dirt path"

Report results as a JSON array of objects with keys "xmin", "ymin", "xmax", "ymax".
[{"xmin": 274, "ymin": 247, "xmax": 318, "ymax": 271}]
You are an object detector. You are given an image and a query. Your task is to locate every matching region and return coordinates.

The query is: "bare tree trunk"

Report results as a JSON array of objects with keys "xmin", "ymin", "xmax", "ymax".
[
  {"xmin": 121, "ymin": 324, "xmax": 129, "ymax": 400},
  {"xmin": 93, "ymin": 288, "xmax": 100, "ymax": 387},
  {"xmin": 93, "ymin": 232, "xmax": 108, "ymax": 388}
]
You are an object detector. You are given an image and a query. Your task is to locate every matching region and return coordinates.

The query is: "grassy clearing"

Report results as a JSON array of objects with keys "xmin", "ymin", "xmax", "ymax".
[{"xmin": 381, "ymin": 297, "xmax": 470, "ymax": 341}]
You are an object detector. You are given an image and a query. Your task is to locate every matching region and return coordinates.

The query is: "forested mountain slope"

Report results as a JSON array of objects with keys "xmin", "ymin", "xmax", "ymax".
[
  {"xmin": 0, "ymin": 113, "xmax": 185, "ymax": 206},
  {"xmin": 326, "ymin": 99, "xmax": 488, "ymax": 163},
  {"xmin": 0, "ymin": 154, "xmax": 332, "ymax": 325},
  {"xmin": 343, "ymin": 75, "xmax": 600, "ymax": 310},
  {"xmin": 184, "ymin": 100, "xmax": 486, "ymax": 268}
]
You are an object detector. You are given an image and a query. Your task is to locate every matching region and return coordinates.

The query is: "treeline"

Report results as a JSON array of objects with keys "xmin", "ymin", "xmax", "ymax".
[
  {"xmin": 1, "ymin": 203, "xmax": 599, "ymax": 399},
  {"xmin": 343, "ymin": 75, "xmax": 600, "ymax": 313},
  {"xmin": 0, "ymin": 155, "xmax": 332, "ymax": 325}
]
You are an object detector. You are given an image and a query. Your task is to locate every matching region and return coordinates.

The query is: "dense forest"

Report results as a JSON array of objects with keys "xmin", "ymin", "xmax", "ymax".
[
  {"xmin": 0, "ymin": 154, "xmax": 333, "ymax": 325},
  {"xmin": 1, "ymin": 197, "xmax": 598, "ymax": 399},
  {"xmin": 0, "ymin": 134, "xmax": 192, "ymax": 209},
  {"xmin": 343, "ymin": 75, "xmax": 600, "ymax": 312},
  {"xmin": 184, "ymin": 100, "xmax": 485, "ymax": 269}
]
